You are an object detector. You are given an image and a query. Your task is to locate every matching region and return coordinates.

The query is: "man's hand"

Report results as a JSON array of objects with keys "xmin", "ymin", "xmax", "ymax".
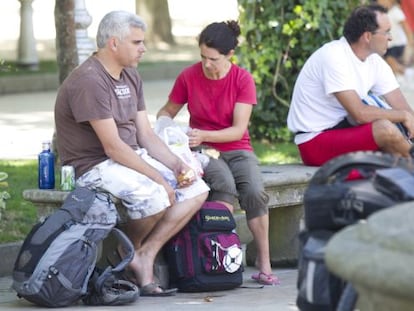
[
  {"xmin": 401, "ymin": 110, "xmax": 414, "ymax": 140},
  {"xmin": 177, "ymin": 169, "xmax": 195, "ymax": 188},
  {"xmin": 175, "ymin": 162, "xmax": 196, "ymax": 188},
  {"xmin": 159, "ymin": 180, "xmax": 176, "ymax": 206}
]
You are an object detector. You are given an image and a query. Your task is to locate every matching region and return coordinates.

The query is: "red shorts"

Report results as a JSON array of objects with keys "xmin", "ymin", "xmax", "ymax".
[{"xmin": 298, "ymin": 123, "xmax": 379, "ymax": 166}]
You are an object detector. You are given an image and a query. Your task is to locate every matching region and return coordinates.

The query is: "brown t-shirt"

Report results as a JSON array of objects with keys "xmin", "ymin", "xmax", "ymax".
[{"xmin": 54, "ymin": 56, "xmax": 146, "ymax": 178}]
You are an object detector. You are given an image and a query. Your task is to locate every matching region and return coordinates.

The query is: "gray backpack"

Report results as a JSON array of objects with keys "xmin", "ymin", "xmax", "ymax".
[{"xmin": 12, "ymin": 187, "xmax": 139, "ymax": 307}]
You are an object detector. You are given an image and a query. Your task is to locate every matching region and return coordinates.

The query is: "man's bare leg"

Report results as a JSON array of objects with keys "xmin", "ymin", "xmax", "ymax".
[
  {"xmin": 123, "ymin": 210, "xmax": 166, "ymax": 249},
  {"xmin": 115, "ymin": 211, "xmax": 166, "ymax": 283},
  {"xmin": 373, "ymin": 119, "xmax": 412, "ymax": 157},
  {"xmin": 129, "ymin": 192, "xmax": 208, "ymax": 290}
]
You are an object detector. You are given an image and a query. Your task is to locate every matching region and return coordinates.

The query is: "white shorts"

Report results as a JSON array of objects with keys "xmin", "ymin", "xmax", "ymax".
[{"xmin": 76, "ymin": 148, "xmax": 209, "ymax": 220}]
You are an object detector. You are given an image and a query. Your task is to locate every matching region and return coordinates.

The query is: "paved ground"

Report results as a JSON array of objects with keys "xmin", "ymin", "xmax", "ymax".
[{"xmin": 0, "ymin": 266, "xmax": 299, "ymax": 311}]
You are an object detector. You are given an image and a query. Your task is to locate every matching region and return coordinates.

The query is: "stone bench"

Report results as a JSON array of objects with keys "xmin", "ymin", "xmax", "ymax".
[{"xmin": 22, "ymin": 164, "xmax": 318, "ymax": 267}]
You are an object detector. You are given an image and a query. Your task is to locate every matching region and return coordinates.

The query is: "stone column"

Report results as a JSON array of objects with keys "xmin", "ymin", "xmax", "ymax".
[
  {"xmin": 74, "ymin": 0, "xmax": 94, "ymax": 64},
  {"xmin": 17, "ymin": 0, "xmax": 39, "ymax": 70},
  {"xmin": 325, "ymin": 202, "xmax": 414, "ymax": 311}
]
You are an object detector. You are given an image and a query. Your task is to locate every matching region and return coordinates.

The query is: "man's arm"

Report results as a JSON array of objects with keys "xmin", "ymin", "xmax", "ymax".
[
  {"xmin": 89, "ymin": 118, "xmax": 168, "ymax": 186},
  {"xmin": 135, "ymin": 110, "xmax": 195, "ymax": 185},
  {"xmin": 334, "ymin": 89, "xmax": 414, "ymax": 138},
  {"xmin": 382, "ymin": 88, "xmax": 414, "ymax": 112}
]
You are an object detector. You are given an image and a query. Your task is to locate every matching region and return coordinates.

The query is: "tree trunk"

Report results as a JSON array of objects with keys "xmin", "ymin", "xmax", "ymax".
[
  {"xmin": 54, "ymin": 0, "xmax": 79, "ymax": 164},
  {"xmin": 54, "ymin": 0, "xmax": 78, "ymax": 84},
  {"xmin": 136, "ymin": 0, "xmax": 175, "ymax": 46}
]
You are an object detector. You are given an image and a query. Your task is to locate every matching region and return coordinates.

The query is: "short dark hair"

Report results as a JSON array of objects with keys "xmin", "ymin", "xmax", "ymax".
[
  {"xmin": 343, "ymin": 4, "xmax": 388, "ymax": 44},
  {"xmin": 198, "ymin": 20, "xmax": 240, "ymax": 55}
]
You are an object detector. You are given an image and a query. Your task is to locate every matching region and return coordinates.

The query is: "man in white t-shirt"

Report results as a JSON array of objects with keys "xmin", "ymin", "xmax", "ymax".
[{"xmin": 287, "ymin": 3, "xmax": 414, "ymax": 166}]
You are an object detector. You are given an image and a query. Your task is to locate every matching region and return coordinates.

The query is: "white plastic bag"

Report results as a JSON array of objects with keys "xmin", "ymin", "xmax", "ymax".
[{"xmin": 155, "ymin": 117, "xmax": 204, "ymax": 177}]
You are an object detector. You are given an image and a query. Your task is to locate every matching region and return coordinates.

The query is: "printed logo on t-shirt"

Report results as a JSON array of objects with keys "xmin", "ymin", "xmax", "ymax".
[{"xmin": 114, "ymin": 85, "xmax": 131, "ymax": 99}]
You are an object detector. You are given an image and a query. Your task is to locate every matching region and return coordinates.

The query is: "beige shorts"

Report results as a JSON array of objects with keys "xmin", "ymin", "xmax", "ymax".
[{"xmin": 77, "ymin": 148, "xmax": 209, "ymax": 220}]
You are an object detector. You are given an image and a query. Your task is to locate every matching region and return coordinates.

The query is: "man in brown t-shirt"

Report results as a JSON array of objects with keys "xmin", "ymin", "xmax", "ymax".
[{"xmin": 54, "ymin": 11, "xmax": 208, "ymax": 296}]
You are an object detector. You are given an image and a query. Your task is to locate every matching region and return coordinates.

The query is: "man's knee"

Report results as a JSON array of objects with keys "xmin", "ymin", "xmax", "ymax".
[
  {"xmin": 196, "ymin": 191, "xmax": 209, "ymax": 204},
  {"xmin": 373, "ymin": 119, "xmax": 406, "ymax": 145}
]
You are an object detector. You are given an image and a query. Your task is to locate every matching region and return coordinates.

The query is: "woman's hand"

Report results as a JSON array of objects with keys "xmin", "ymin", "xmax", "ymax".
[{"xmin": 187, "ymin": 128, "xmax": 204, "ymax": 148}]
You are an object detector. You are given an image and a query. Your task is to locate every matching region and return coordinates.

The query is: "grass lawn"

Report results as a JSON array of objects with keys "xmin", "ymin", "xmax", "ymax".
[
  {"xmin": 0, "ymin": 160, "xmax": 38, "ymax": 243},
  {"xmin": 0, "ymin": 141, "xmax": 300, "ymax": 243},
  {"xmin": 252, "ymin": 140, "xmax": 300, "ymax": 165},
  {"xmin": 0, "ymin": 60, "xmax": 58, "ymax": 76}
]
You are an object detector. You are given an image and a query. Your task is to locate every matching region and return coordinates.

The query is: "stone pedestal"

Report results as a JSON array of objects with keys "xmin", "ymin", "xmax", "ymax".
[
  {"xmin": 325, "ymin": 202, "xmax": 414, "ymax": 311},
  {"xmin": 17, "ymin": 0, "xmax": 38, "ymax": 70},
  {"xmin": 74, "ymin": 0, "xmax": 94, "ymax": 64}
]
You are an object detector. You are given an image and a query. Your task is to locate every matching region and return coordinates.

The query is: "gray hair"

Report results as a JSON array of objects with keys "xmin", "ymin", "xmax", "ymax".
[{"xmin": 96, "ymin": 11, "xmax": 147, "ymax": 48}]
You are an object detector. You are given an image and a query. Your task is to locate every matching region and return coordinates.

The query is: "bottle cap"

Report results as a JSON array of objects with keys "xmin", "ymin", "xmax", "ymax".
[{"xmin": 42, "ymin": 141, "xmax": 51, "ymax": 150}]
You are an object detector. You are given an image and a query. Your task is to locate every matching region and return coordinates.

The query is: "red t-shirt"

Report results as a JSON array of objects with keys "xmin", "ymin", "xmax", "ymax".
[{"xmin": 168, "ymin": 62, "xmax": 257, "ymax": 152}]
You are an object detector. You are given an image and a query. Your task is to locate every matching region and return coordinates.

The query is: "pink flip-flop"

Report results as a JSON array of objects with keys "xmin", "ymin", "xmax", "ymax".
[{"xmin": 251, "ymin": 272, "xmax": 280, "ymax": 285}]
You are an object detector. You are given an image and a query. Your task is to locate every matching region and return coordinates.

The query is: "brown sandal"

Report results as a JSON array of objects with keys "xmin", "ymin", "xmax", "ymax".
[{"xmin": 140, "ymin": 283, "xmax": 177, "ymax": 297}]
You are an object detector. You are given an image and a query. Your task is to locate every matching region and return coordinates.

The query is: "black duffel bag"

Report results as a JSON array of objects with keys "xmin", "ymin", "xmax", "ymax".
[{"xmin": 304, "ymin": 151, "xmax": 414, "ymax": 231}]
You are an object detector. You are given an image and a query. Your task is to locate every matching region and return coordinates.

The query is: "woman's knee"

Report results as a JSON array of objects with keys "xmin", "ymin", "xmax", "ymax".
[
  {"xmin": 203, "ymin": 159, "xmax": 237, "ymax": 196},
  {"xmin": 239, "ymin": 187, "xmax": 269, "ymax": 220},
  {"xmin": 244, "ymin": 203, "xmax": 269, "ymax": 220}
]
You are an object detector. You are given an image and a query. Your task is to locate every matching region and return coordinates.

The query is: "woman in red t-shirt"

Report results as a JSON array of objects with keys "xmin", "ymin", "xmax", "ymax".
[{"xmin": 157, "ymin": 21, "xmax": 279, "ymax": 286}]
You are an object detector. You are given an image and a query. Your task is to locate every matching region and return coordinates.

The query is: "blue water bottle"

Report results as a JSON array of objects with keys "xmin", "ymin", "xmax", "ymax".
[{"xmin": 38, "ymin": 141, "xmax": 55, "ymax": 189}]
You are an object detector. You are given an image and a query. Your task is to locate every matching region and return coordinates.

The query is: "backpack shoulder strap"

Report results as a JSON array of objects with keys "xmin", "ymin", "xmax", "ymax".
[{"xmin": 93, "ymin": 227, "xmax": 134, "ymax": 293}]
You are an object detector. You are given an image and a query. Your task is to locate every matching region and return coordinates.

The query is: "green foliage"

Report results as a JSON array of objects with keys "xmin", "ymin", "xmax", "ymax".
[
  {"xmin": 237, "ymin": 0, "xmax": 361, "ymax": 141},
  {"xmin": 0, "ymin": 60, "xmax": 58, "ymax": 76},
  {"xmin": 252, "ymin": 140, "xmax": 300, "ymax": 164},
  {"xmin": 0, "ymin": 172, "xmax": 10, "ymax": 221},
  {"xmin": 0, "ymin": 59, "xmax": 14, "ymax": 73},
  {"xmin": 0, "ymin": 160, "xmax": 38, "ymax": 243}
]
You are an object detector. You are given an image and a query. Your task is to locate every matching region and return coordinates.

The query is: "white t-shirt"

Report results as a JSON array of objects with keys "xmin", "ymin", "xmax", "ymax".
[
  {"xmin": 388, "ymin": 5, "xmax": 407, "ymax": 48},
  {"xmin": 287, "ymin": 37, "xmax": 398, "ymax": 145}
]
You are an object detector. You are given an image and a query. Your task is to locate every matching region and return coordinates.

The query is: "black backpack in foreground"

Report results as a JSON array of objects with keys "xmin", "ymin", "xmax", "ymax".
[
  {"xmin": 304, "ymin": 151, "xmax": 414, "ymax": 231},
  {"xmin": 297, "ymin": 151, "xmax": 414, "ymax": 311}
]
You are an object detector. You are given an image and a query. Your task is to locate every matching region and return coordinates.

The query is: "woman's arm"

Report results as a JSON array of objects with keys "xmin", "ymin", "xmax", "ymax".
[
  {"xmin": 187, "ymin": 103, "xmax": 252, "ymax": 147},
  {"xmin": 157, "ymin": 100, "xmax": 183, "ymax": 119}
]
